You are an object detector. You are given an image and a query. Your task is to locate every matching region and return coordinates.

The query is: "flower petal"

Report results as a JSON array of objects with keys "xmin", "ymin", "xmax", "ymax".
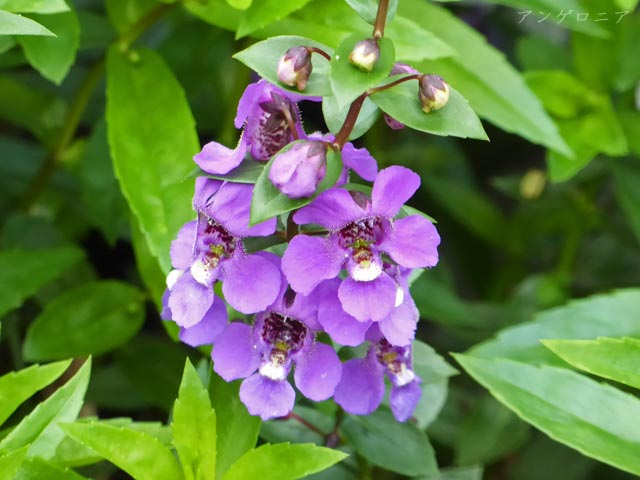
[
  {"xmin": 293, "ymin": 188, "xmax": 366, "ymax": 229},
  {"xmin": 385, "ymin": 215, "xmax": 440, "ymax": 268},
  {"xmin": 317, "ymin": 279, "xmax": 371, "ymax": 346},
  {"xmin": 282, "ymin": 235, "xmax": 345, "ymax": 295},
  {"xmin": 371, "ymin": 166, "xmax": 420, "ymax": 217},
  {"xmin": 342, "ymin": 143, "xmax": 378, "ymax": 181},
  {"xmin": 170, "ymin": 221, "xmax": 196, "ymax": 270},
  {"xmin": 338, "ymin": 273, "xmax": 397, "ymax": 322},
  {"xmin": 222, "ymin": 253, "xmax": 282, "ymax": 314},
  {"xmin": 193, "ymin": 177, "xmax": 223, "ymax": 212},
  {"xmin": 212, "ymin": 322, "xmax": 260, "ymax": 381},
  {"xmin": 168, "ymin": 272, "xmax": 214, "ymax": 328},
  {"xmin": 239, "ymin": 374, "xmax": 295, "ymax": 420},
  {"xmin": 235, "ymin": 81, "xmax": 265, "ymax": 128},
  {"xmin": 179, "ymin": 295, "xmax": 228, "ymax": 347},
  {"xmin": 390, "ymin": 381, "xmax": 421, "ymax": 422},
  {"xmin": 193, "ymin": 138, "xmax": 247, "ymax": 175},
  {"xmin": 294, "ymin": 343, "xmax": 342, "ymax": 401},
  {"xmin": 334, "ymin": 358, "xmax": 384, "ymax": 415},
  {"xmin": 378, "ymin": 295, "xmax": 418, "ymax": 346}
]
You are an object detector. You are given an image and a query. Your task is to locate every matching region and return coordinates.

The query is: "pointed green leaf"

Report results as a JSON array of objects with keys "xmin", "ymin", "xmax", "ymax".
[
  {"xmin": 543, "ymin": 337, "xmax": 640, "ymax": 390},
  {"xmin": 61, "ymin": 422, "xmax": 182, "ymax": 480},
  {"xmin": 233, "ymin": 36, "xmax": 333, "ymax": 97},
  {"xmin": 371, "ymin": 80, "xmax": 488, "ymax": 140},
  {"xmin": 17, "ymin": 9, "xmax": 80, "ymax": 84},
  {"xmin": 15, "ymin": 457, "xmax": 89, "ymax": 480},
  {"xmin": 330, "ymin": 34, "xmax": 395, "ymax": 108},
  {"xmin": 0, "ymin": 358, "xmax": 91, "ymax": 458},
  {"xmin": 344, "ymin": 0, "xmax": 398, "ymax": 25},
  {"xmin": 173, "ymin": 360, "xmax": 217, "ymax": 480},
  {"xmin": 469, "ymin": 289, "xmax": 640, "ymax": 364},
  {"xmin": 455, "ymin": 354, "xmax": 640, "ymax": 477},
  {"xmin": 0, "ymin": 0, "xmax": 70, "ymax": 13},
  {"xmin": 0, "ymin": 10, "xmax": 54, "ymax": 35},
  {"xmin": 200, "ymin": 161, "xmax": 265, "ymax": 184},
  {"xmin": 0, "ymin": 447, "xmax": 28, "ymax": 479},
  {"xmin": 209, "ymin": 373, "xmax": 260, "ymax": 478},
  {"xmin": 0, "ymin": 360, "xmax": 71, "ymax": 426},
  {"xmin": 420, "ymin": 466, "xmax": 483, "ymax": 480},
  {"xmin": 23, "ymin": 281, "xmax": 145, "ymax": 361},
  {"xmin": 0, "ymin": 246, "xmax": 82, "ymax": 318},
  {"xmin": 222, "ymin": 443, "xmax": 347, "ymax": 480},
  {"xmin": 236, "ymin": 0, "xmax": 312, "ymax": 38},
  {"xmin": 612, "ymin": 161, "xmax": 640, "ymax": 244},
  {"xmin": 322, "ymin": 90, "xmax": 379, "ymax": 140},
  {"xmin": 107, "ymin": 46, "xmax": 199, "ymax": 273},
  {"xmin": 250, "ymin": 142, "xmax": 342, "ymax": 225}
]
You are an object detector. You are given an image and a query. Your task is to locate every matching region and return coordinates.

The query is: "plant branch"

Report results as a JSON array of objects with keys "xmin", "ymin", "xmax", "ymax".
[
  {"xmin": 307, "ymin": 46, "xmax": 332, "ymax": 61},
  {"xmin": 284, "ymin": 412, "xmax": 329, "ymax": 437},
  {"xmin": 373, "ymin": 0, "xmax": 390, "ymax": 38}
]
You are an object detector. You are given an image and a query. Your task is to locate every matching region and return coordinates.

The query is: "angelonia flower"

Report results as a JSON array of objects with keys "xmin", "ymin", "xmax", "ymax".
[
  {"xmin": 349, "ymin": 38, "xmax": 380, "ymax": 72},
  {"xmin": 163, "ymin": 70, "xmax": 443, "ymax": 424},
  {"xmin": 419, "ymin": 74, "xmax": 450, "ymax": 113}
]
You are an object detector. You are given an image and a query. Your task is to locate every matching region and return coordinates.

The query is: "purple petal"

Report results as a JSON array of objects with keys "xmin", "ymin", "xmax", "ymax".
[
  {"xmin": 338, "ymin": 273, "xmax": 397, "ymax": 322},
  {"xmin": 378, "ymin": 295, "xmax": 418, "ymax": 346},
  {"xmin": 161, "ymin": 289, "xmax": 171, "ymax": 320},
  {"xmin": 269, "ymin": 142, "xmax": 326, "ymax": 199},
  {"xmin": 240, "ymin": 374, "xmax": 295, "ymax": 420},
  {"xmin": 168, "ymin": 272, "xmax": 214, "ymax": 328},
  {"xmin": 282, "ymin": 235, "xmax": 345, "ymax": 295},
  {"xmin": 390, "ymin": 381, "xmax": 421, "ymax": 422},
  {"xmin": 193, "ymin": 138, "xmax": 247, "ymax": 175},
  {"xmin": 193, "ymin": 177, "xmax": 223, "ymax": 212},
  {"xmin": 317, "ymin": 280, "xmax": 371, "ymax": 346},
  {"xmin": 293, "ymin": 188, "xmax": 366, "ymax": 229},
  {"xmin": 179, "ymin": 295, "xmax": 228, "ymax": 347},
  {"xmin": 371, "ymin": 166, "xmax": 420, "ymax": 218},
  {"xmin": 222, "ymin": 253, "xmax": 281, "ymax": 314},
  {"xmin": 170, "ymin": 221, "xmax": 196, "ymax": 270},
  {"xmin": 294, "ymin": 343, "xmax": 342, "ymax": 401},
  {"xmin": 342, "ymin": 143, "xmax": 378, "ymax": 181},
  {"xmin": 385, "ymin": 215, "xmax": 440, "ymax": 268},
  {"xmin": 212, "ymin": 322, "xmax": 260, "ymax": 381},
  {"xmin": 235, "ymin": 81, "xmax": 265, "ymax": 128},
  {"xmin": 334, "ymin": 358, "xmax": 384, "ymax": 415}
]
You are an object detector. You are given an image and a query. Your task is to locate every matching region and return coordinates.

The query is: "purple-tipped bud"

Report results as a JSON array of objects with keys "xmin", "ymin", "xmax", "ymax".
[
  {"xmin": 384, "ymin": 63, "xmax": 420, "ymax": 130},
  {"xmin": 419, "ymin": 74, "xmax": 450, "ymax": 113},
  {"xmin": 269, "ymin": 141, "xmax": 328, "ymax": 199},
  {"xmin": 277, "ymin": 46, "xmax": 313, "ymax": 91},
  {"xmin": 348, "ymin": 39, "xmax": 380, "ymax": 72}
]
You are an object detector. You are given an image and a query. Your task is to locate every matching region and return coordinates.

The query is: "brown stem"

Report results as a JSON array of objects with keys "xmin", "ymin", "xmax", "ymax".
[
  {"xmin": 368, "ymin": 73, "xmax": 422, "ymax": 95},
  {"xmin": 286, "ymin": 212, "xmax": 300, "ymax": 242},
  {"xmin": 282, "ymin": 107, "xmax": 299, "ymax": 141},
  {"xmin": 307, "ymin": 46, "xmax": 331, "ymax": 61},
  {"xmin": 373, "ymin": 0, "xmax": 390, "ymax": 38},
  {"xmin": 284, "ymin": 412, "xmax": 329, "ymax": 437}
]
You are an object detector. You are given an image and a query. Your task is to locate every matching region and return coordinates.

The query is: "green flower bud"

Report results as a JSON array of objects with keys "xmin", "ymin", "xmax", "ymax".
[
  {"xmin": 419, "ymin": 74, "xmax": 450, "ymax": 113},
  {"xmin": 277, "ymin": 46, "xmax": 312, "ymax": 91},
  {"xmin": 348, "ymin": 39, "xmax": 380, "ymax": 73}
]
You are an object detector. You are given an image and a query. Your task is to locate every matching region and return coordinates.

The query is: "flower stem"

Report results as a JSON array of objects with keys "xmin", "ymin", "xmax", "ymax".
[
  {"xmin": 285, "ymin": 412, "xmax": 329, "ymax": 437},
  {"xmin": 373, "ymin": 0, "xmax": 390, "ymax": 38},
  {"xmin": 307, "ymin": 46, "xmax": 332, "ymax": 61}
]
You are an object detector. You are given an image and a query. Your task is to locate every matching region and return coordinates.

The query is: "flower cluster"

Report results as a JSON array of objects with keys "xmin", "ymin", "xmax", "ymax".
[{"xmin": 162, "ymin": 75, "xmax": 441, "ymax": 422}]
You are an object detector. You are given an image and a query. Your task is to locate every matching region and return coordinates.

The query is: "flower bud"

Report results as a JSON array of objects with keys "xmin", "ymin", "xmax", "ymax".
[
  {"xmin": 277, "ymin": 46, "xmax": 313, "ymax": 91},
  {"xmin": 384, "ymin": 63, "xmax": 420, "ymax": 130},
  {"xmin": 269, "ymin": 141, "xmax": 327, "ymax": 199},
  {"xmin": 418, "ymin": 74, "xmax": 450, "ymax": 113},
  {"xmin": 348, "ymin": 39, "xmax": 380, "ymax": 72}
]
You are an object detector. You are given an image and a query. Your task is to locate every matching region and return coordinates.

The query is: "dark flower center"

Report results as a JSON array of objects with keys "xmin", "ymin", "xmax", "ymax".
[
  {"xmin": 251, "ymin": 93, "xmax": 297, "ymax": 161},
  {"xmin": 337, "ymin": 216, "xmax": 386, "ymax": 250},
  {"xmin": 201, "ymin": 218, "xmax": 238, "ymax": 265},
  {"xmin": 262, "ymin": 312, "xmax": 308, "ymax": 354},
  {"xmin": 374, "ymin": 340, "xmax": 415, "ymax": 386}
]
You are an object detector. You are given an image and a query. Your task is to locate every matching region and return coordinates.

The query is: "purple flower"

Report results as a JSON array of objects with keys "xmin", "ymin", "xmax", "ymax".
[
  {"xmin": 212, "ymin": 256, "xmax": 342, "ymax": 420},
  {"xmin": 384, "ymin": 63, "xmax": 420, "ymax": 130},
  {"xmin": 282, "ymin": 166, "xmax": 439, "ymax": 322},
  {"xmin": 164, "ymin": 178, "xmax": 282, "ymax": 330},
  {"xmin": 194, "ymin": 80, "xmax": 309, "ymax": 174},
  {"xmin": 269, "ymin": 140, "xmax": 328, "ymax": 198},
  {"xmin": 334, "ymin": 336, "xmax": 421, "ymax": 422}
]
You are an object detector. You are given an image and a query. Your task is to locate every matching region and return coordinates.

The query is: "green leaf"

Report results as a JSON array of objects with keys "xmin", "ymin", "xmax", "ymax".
[
  {"xmin": 209, "ymin": 373, "xmax": 260, "ymax": 478},
  {"xmin": 0, "ymin": 246, "xmax": 82, "ymax": 318},
  {"xmin": 322, "ymin": 96, "xmax": 380, "ymax": 140},
  {"xmin": 23, "ymin": 281, "xmax": 145, "ymax": 361},
  {"xmin": 0, "ymin": 447, "xmax": 28, "ymax": 479},
  {"xmin": 173, "ymin": 360, "xmax": 217, "ymax": 480},
  {"xmin": 107, "ymin": 46, "xmax": 199, "ymax": 273},
  {"xmin": 455, "ymin": 354, "xmax": 640, "ymax": 477},
  {"xmin": 61, "ymin": 422, "xmax": 182, "ymax": 480},
  {"xmin": 524, "ymin": 70, "xmax": 600, "ymax": 119},
  {"xmin": 0, "ymin": 360, "xmax": 71, "ymax": 426},
  {"xmin": 0, "ymin": 10, "xmax": 54, "ymax": 35},
  {"xmin": 233, "ymin": 36, "xmax": 333, "ymax": 97},
  {"xmin": 330, "ymin": 34, "xmax": 394, "ymax": 108},
  {"xmin": 226, "ymin": 0, "xmax": 252, "ymax": 9},
  {"xmin": 420, "ymin": 466, "xmax": 483, "ymax": 480},
  {"xmin": 236, "ymin": 0, "xmax": 313, "ymax": 38},
  {"xmin": 615, "ymin": 0, "xmax": 639, "ymax": 9},
  {"xmin": 250, "ymin": 142, "xmax": 342, "ymax": 225},
  {"xmin": 222, "ymin": 443, "xmax": 347, "ymax": 480},
  {"xmin": 344, "ymin": 0, "xmax": 398, "ymax": 25},
  {"xmin": 15, "ymin": 457, "xmax": 89, "ymax": 480},
  {"xmin": 341, "ymin": 409, "xmax": 437, "ymax": 476},
  {"xmin": 469, "ymin": 289, "xmax": 640, "ymax": 364},
  {"xmin": 0, "ymin": 0, "xmax": 69, "ymax": 13},
  {"xmin": 613, "ymin": 161, "xmax": 640, "ymax": 243},
  {"xmin": 0, "ymin": 358, "xmax": 91, "ymax": 458},
  {"xmin": 131, "ymin": 216, "xmax": 168, "ymax": 313},
  {"xmin": 398, "ymin": 0, "xmax": 570, "ymax": 155},
  {"xmin": 104, "ymin": 0, "xmax": 157, "ymax": 33},
  {"xmin": 543, "ymin": 337, "xmax": 640, "ymax": 390},
  {"xmin": 17, "ymin": 9, "xmax": 80, "ymax": 84},
  {"xmin": 200, "ymin": 161, "xmax": 265, "ymax": 184},
  {"xmin": 370, "ymin": 77, "xmax": 488, "ymax": 140}
]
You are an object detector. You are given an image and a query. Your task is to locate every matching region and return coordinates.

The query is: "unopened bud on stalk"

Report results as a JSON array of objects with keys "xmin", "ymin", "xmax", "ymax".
[
  {"xmin": 277, "ymin": 46, "xmax": 313, "ymax": 91},
  {"xmin": 348, "ymin": 39, "xmax": 380, "ymax": 72},
  {"xmin": 269, "ymin": 141, "xmax": 328, "ymax": 199},
  {"xmin": 418, "ymin": 74, "xmax": 450, "ymax": 113}
]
